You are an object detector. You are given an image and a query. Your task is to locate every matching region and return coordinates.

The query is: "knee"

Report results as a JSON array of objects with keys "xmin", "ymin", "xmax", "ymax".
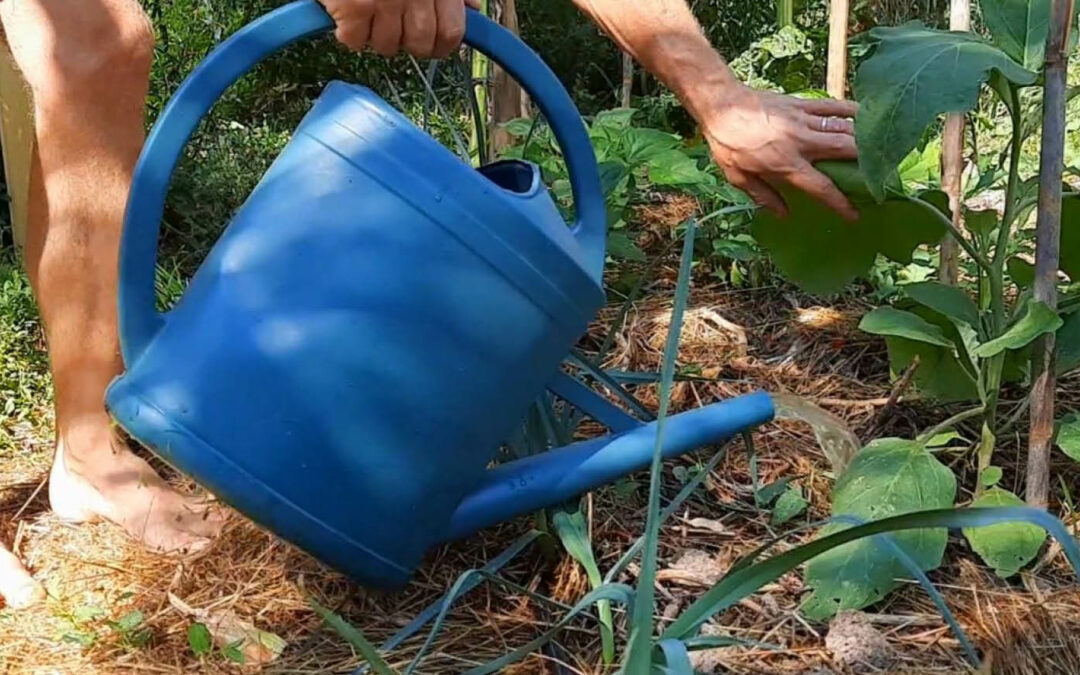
[
  {"xmin": 33, "ymin": 3, "xmax": 154, "ymax": 97},
  {"xmin": 61, "ymin": 12, "xmax": 154, "ymax": 84}
]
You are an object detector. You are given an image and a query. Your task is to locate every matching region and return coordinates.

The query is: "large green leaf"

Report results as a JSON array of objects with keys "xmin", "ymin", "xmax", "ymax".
[
  {"xmin": 962, "ymin": 487, "xmax": 1046, "ymax": 578},
  {"xmin": 901, "ymin": 281, "xmax": 981, "ymax": 328},
  {"xmin": 859, "ymin": 306, "xmax": 955, "ymax": 347},
  {"xmin": 982, "ymin": 0, "xmax": 1080, "ymax": 71},
  {"xmin": 1057, "ymin": 414, "xmax": 1080, "ymax": 462},
  {"xmin": 801, "ymin": 439, "xmax": 957, "ymax": 620},
  {"xmin": 881, "ymin": 304, "xmax": 980, "ymax": 402},
  {"xmin": 1062, "ymin": 197, "xmax": 1080, "ymax": 282},
  {"xmin": 751, "ymin": 162, "xmax": 945, "ymax": 294},
  {"xmin": 647, "ymin": 150, "xmax": 712, "ymax": 187},
  {"xmin": 854, "ymin": 24, "xmax": 1036, "ymax": 200},
  {"xmin": 973, "ymin": 300, "xmax": 1063, "ymax": 358},
  {"xmin": 1058, "ymin": 310, "xmax": 1080, "ymax": 374},
  {"xmin": 886, "ymin": 337, "xmax": 979, "ymax": 402}
]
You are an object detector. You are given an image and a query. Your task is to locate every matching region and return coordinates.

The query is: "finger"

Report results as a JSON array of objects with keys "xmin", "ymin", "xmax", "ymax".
[
  {"xmin": 433, "ymin": 0, "xmax": 467, "ymax": 58},
  {"xmin": 728, "ymin": 168, "xmax": 788, "ymax": 218},
  {"xmin": 331, "ymin": 0, "xmax": 375, "ymax": 53},
  {"xmin": 464, "ymin": 0, "xmax": 482, "ymax": 8},
  {"xmin": 798, "ymin": 98, "xmax": 859, "ymax": 118},
  {"xmin": 784, "ymin": 163, "xmax": 859, "ymax": 221},
  {"xmin": 801, "ymin": 129, "xmax": 858, "ymax": 161},
  {"xmin": 370, "ymin": 0, "xmax": 405, "ymax": 56},
  {"xmin": 402, "ymin": 0, "xmax": 438, "ymax": 57},
  {"xmin": 806, "ymin": 115, "xmax": 855, "ymax": 136}
]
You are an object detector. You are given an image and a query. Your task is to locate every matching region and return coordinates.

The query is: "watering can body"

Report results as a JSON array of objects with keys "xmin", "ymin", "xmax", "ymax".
[{"xmin": 106, "ymin": 0, "xmax": 774, "ymax": 588}]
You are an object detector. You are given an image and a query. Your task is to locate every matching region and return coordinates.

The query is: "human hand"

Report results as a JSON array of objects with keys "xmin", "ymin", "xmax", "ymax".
[
  {"xmin": 318, "ymin": 0, "xmax": 482, "ymax": 58},
  {"xmin": 698, "ymin": 83, "xmax": 860, "ymax": 221}
]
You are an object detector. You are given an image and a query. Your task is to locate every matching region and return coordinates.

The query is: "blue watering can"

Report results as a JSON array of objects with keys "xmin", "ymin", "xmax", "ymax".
[{"xmin": 106, "ymin": 0, "xmax": 775, "ymax": 589}]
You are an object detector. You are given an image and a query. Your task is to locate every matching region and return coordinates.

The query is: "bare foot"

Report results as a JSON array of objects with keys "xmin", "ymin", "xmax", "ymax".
[
  {"xmin": 0, "ymin": 544, "xmax": 44, "ymax": 609},
  {"xmin": 49, "ymin": 414, "xmax": 224, "ymax": 554}
]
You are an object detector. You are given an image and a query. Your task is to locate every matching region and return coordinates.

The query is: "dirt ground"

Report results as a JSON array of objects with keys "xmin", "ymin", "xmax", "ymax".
[{"xmin": 3, "ymin": 247, "xmax": 1080, "ymax": 674}]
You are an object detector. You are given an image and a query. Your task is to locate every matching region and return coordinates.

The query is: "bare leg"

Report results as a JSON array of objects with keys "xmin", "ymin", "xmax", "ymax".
[{"xmin": 1, "ymin": 0, "xmax": 222, "ymax": 553}]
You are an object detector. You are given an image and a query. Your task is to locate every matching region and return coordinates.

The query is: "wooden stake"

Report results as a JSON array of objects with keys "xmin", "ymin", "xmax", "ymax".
[
  {"xmin": 490, "ymin": 0, "xmax": 523, "ymax": 154},
  {"xmin": 0, "ymin": 38, "xmax": 33, "ymax": 253},
  {"xmin": 1027, "ymin": 0, "xmax": 1075, "ymax": 510},
  {"xmin": 620, "ymin": 53, "xmax": 633, "ymax": 109},
  {"xmin": 827, "ymin": 0, "xmax": 851, "ymax": 99},
  {"xmin": 939, "ymin": 0, "xmax": 971, "ymax": 286}
]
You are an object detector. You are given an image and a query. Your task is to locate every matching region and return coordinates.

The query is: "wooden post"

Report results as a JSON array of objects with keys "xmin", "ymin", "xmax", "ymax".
[
  {"xmin": 827, "ymin": 0, "xmax": 851, "ymax": 99},
  {"xmin": 1027, "ymin": 0, "xmax": 1075, "ymax": 510},
  {"xmin": 0, "ymin": 38, "xmax": 33, "ymax": 253},
  {"xmin": 939, "ymin": 0, "xmax": 971, "ymax": 286},
  {"xmin": 491, "ymin": 0, "xmax": 523, "ymax": 155},
  {"xmin": 620, "ymin": 53, "xmax": 633, "ymax": 109}
]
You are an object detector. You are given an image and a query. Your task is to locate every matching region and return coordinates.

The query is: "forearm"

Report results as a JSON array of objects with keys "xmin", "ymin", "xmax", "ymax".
[{"xmin": 570, "ymin": 0, "xmax": 742, "ymax": 118}]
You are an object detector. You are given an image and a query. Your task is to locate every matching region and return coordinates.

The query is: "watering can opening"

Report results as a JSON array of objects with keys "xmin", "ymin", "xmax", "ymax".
[{"xmin": 477, "ymin": 159, "xmax": 543, "ymax": 196}]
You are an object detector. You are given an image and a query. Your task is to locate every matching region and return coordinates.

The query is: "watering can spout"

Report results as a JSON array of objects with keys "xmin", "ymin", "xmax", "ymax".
[{"xmin": 442, "ymin": 391, "xmax": 774, "ymax": 542}]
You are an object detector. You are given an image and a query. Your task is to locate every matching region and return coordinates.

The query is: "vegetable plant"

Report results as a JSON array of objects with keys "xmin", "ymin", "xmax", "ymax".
[{"xmin": 750, "ymin": 0, "xmax": 1080, "ymax": 618}]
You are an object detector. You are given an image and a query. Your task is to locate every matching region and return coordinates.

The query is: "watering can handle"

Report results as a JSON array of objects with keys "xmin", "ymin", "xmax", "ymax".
[{"xmin": 118, "ymin": 0, "xmax": 606, "ymax": 366}]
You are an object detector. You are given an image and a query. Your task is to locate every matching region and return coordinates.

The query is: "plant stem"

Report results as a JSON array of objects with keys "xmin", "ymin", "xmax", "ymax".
[
  {"xmin": 1028, "ymin": 0, "xmax": 1074, "ymax": 510},
  {"xmin": 907, "ymin": 196, "xmax": 991, "ymax": 273},
  {"xmin": 918, "ymin": 405, "xmax": 985, "ymax": 444}
]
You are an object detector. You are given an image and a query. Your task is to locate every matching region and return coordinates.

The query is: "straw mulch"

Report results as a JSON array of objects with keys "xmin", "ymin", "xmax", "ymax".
[{"xmin": 2, "ymin": 245, "xmax": 1080, "ymax": 673}]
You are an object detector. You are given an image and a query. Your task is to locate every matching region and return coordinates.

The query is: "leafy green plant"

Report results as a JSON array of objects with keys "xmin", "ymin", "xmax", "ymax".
[
  {"xmin": 750, "ymin": 0, "xmax": 1080, "ymax": 617},
  {"xmin": 498, "ymin": 108, "xmax": 740, "ymax": 263}
]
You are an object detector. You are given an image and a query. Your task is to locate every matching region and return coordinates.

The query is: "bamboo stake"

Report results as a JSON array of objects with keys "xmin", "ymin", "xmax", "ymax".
[
  {"xmin": 1027, "ymin": 0, "xmax": 1075, "ymax": 510},
  {"xmin": 827, "ymin": 0, "xmax": 851, "ymax": 99},
  {"xmin": 939, "ymin": 0, "xmax": 971, "ymax": 286}
]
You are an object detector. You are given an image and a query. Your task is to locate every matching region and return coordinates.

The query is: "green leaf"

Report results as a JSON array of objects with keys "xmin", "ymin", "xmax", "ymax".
[
  {"xmin": 115, "ymin": 610, "xmax": 144, "ymax": 633},
  {"xmin": 772, "ymin": 486, "xmax": 808, "ymax": 526},
  {"xmin": 854, "ymin": 24, "xmax": 1036, "ymax": 201},
  {"xmin": 646, "ymin": 150, "xmax": 711, "ymax": 186},
  {"xmin": 886, "ymin": 336, "xmax": 979, "ymax": 401},
  {"xmin": 309, "ymin": 596, "xmax": 397, "ymax": 675},
  {"xmin": 1057, "ymin": 310, "xmax": 1080, "ymax": 374},
  {"xmin": 222, "ymin": 640, "xmax": 246, "ymax": 664},
  {"xmin": 963, "ymin": 488, "xmax": 1046, "ymax": 578},
  {"xmin": 860, "ymin": 307, "xmax": 955, "ymax": 347},
  {"xmin": 593, "ymin": 107, "xmax": 638, "ymax": 131},
  {"xmin": 188, "ymin": 623, "xmax": 212, "ymax": 656},
  {"xmin": 624, "ymin": 222, "xmax": 697, "ymax": 673},
  {"xmin": 552, "ymin": 510, "xmax": 615, "ymax": 664},
  {"xmin": 1007, "ymin": 256, "xmax": 1036, "ymax": 289},
  {"xmin": 973, "ymin": 300, "xmax": 1063, "ymax": 358},
  {"xmin": 756, "ymin": 478, "xmax": 793, "ymax": 506},
  {"xmin": 626, "ymin": 128, "xmax": 681, "ymax": 165},
  {"xmin": 1062, "ymin": 197, "xmax": 1080, "ymax": 282},
  {"xmin": 72, "ymin": 605, "xmax": 107, "ymax": 624},
  {"xmin": 980, "ymin": 466, "xmax": 1004, "ymax": 487},
  {"xmin": 982, "ymin": 0, "xmax": 1080, "ymax": 71},
  {"xmin": 1057, "ymin": 414, "xmax": 1080, "ymax": 462},
  {"xmin": 598, "ymin": 161, "xmax": 628, "ymax": 198},
  {"xmin": 902, "ymin": 281, "xmax": 980, "ymax": 327},
  {"xmin": 801, "ymin": 438, "xmax": 957, "ymax": 620},
  {"xmin": 607, "ymin": 231, "xmax": 647, "ymax": 262},
  {"xmin": 927, "ymin": 431, "xmax": 963, "ymax": 448},
  {"xmin": 752, "ymin": 163, "xmax": 945, "ymax": 294}
]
